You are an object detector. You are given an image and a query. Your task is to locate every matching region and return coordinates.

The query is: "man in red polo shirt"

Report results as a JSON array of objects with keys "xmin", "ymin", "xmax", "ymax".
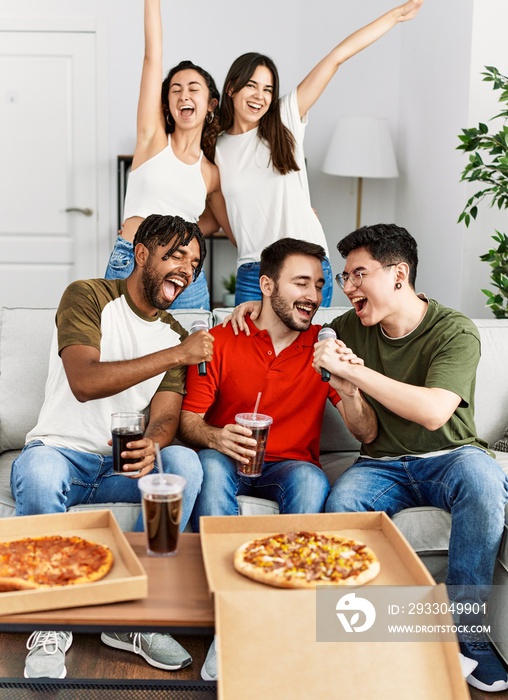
[{"xmin": 179, "ymin": 237, "xmax": 377, "ymax": 530}]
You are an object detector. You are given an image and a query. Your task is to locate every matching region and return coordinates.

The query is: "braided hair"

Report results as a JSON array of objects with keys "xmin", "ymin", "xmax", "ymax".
[{"xmin": 133, "ymin": 214, "xmax": 206, "ymax": 279}]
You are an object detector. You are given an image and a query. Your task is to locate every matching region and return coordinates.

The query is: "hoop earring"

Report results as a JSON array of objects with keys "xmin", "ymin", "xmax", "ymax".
[
  {"xmin": 206, "ymin": 110, "xmax": 214, "ymax": 124},
  {"xmin": 165, "ymin": 113, "xmax": 173, "ymax": 127},
  {"xmin": 395, "ymin": 282, "xmax": 402, "ymax": 290}
]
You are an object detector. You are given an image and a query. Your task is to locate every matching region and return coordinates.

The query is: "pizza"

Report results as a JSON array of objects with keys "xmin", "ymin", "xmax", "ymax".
[
  {"xmin": 0, "ymin": 535, "xmax": 114, "ymax": 592},
  {"xmin": 233, "ymin": 531, "xmax": 380, "ymax": 589}
]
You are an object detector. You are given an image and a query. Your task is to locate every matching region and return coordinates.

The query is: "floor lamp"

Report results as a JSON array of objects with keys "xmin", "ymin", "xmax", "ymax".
[{"xmin": 322, "ymin": 116, "xmax": 399, "ymax": 229}]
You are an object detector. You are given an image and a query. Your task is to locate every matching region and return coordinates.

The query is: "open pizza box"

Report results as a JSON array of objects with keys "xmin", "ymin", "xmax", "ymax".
[
  {"xmin": 0, "ymin": 510, "xmax": 147, "ymax": 616},
  {"xmin": 200, "ymin": 512, "xmax": 469, "ymax": 700}
]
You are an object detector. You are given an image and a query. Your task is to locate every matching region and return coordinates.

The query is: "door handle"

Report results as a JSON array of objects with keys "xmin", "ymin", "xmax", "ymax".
[{"xmin": 65, "ymin": 207, "xmax": 93, "ymax": 217}]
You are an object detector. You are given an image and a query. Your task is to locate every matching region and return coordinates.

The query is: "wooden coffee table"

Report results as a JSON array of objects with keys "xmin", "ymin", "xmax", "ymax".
[
  {"xmin": 0, "ymin": 533, "xmax": 214, "ymax": 634},
  {"xmin": 0, "ymin": 533, "xmax": 216, "ymax": 697}
]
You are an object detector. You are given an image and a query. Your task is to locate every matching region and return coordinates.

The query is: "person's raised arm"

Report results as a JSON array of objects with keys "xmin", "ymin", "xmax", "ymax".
[
  {"xmin": 132, "ymin": 0, "xmax": 167, "ymax": 168},
  {"xmin": 297, "ymin": 0, "xmax": 423, "ymax": 118}
]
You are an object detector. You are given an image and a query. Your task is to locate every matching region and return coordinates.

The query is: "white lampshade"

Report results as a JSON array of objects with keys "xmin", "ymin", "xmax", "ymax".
[{"xmin": 322, "ymin": 116, "xmax": 398, "ymax": 179}]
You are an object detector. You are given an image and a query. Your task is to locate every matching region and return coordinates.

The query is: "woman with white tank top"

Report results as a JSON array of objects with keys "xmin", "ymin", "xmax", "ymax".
[
  {"xmin": 104, "ymin": 0, "xmax": 233, "ymax": 310},
  {"xmin": 214, "ymin": 0, "xmax": 423, "ymax": 307}
]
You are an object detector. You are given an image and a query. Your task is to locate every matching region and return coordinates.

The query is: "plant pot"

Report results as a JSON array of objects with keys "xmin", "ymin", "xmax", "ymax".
[{"xmin": 223, "ymin": 293, "xmax": 236, "ymax": 307}]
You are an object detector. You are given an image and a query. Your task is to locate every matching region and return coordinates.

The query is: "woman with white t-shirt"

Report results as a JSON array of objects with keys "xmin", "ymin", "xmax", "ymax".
[
  {"xmin": 215, "ymin": 0, "xmax": 423, "ymax": 306},
  {"xmin": 104, "ymin": 0, "xmax": 233, "ymax": 310}
]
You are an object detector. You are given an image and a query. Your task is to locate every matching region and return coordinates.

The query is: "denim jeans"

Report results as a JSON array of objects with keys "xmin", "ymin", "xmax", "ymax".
[
  {"xmin": 191, "ymin": 449, "xmax": 330, "ymax": 531},
  {"xmin": 235, "ymin": 257, "xmax": 333, "ymax": 307},
  {"xmin": 104, "ymin": 234, "xmax": 210, "ymax": 310},
  {"xmin": 325, "ymin": 446, "xmax": 508, "ymax": 601},
  {"xmin": 11, "ymin": 441, "xmax": 203, "ymax": 532}
]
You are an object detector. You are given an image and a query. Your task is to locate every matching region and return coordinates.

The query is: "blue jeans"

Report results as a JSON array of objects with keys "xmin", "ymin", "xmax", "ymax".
[
  {"xmin": 11, "ymin": 441, "xmax": 203, "ymax": 532},
  {"xmin": 191, "ymin": 449, "xmax": 330, "ymax": 531},
  {"xmin": 104, "ymin": 234, "xmax": 210, "ymax": 310},
  {"xmin": 325, "ymin": 446, "xmax": 508, "ymax": 601},
  {"xmin": 235, "ymin": 257, "xmax": 333, "ymax": 307}
]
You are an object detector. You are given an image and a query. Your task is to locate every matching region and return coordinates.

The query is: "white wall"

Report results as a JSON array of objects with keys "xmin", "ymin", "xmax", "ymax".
[
  {"xmin": 462, "ymin": 0, "xmax": 508, "ymax": 317},
  {"xmin": 396, "ymin": 0, "xmax": 475, "ymax": 311},
  {"xmin": 1, "ymin": 0, "xmax": 505, "ymax": 314}
]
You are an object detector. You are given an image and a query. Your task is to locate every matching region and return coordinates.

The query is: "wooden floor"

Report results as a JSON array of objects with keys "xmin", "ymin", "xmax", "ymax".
[
  {"xmin": 0, "ymin": 632, "xmax": 213, "ymax": 682},
  {"xmin": 0, "ymin": 632, "xmax": 505, "ymax": 699}
]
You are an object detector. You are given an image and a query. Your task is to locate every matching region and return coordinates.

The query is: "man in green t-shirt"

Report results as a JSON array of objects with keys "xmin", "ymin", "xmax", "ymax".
[{"xmin": 313, "ymin": 223, "xmax": 508, "ymax": 694}]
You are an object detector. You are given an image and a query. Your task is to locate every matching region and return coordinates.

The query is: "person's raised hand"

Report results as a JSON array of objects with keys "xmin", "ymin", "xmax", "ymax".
[
  {"xmin": 398, "ymin": 0, "xmax": 423, "ymax": 23},
  {"xmin": 222, "ymin": 300, "xmax": 262, "ymax": 336}
]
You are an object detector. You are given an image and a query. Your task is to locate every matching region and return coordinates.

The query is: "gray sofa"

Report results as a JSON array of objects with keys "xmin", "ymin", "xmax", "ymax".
[{"xmin": 1, "ymin": 306, "xmax": 508, "ymax": 656}]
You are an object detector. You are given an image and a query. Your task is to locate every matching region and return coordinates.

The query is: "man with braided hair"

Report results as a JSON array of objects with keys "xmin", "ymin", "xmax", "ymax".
[{"xmin": 11, "ymin": 214, "xmax": 213, "ymax": 678}]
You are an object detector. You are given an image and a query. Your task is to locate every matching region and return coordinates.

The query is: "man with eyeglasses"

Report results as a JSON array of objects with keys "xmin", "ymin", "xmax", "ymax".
[{"xmin": 313, "ymin": 222, "xmax": 508, "ymax": 694}]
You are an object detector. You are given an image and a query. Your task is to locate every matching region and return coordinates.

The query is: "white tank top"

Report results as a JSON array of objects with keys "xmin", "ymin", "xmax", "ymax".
[
  {"xmin": 215, "ymin": 89, "xmax": 329, "ymax": 266},
  {"xmin": 123, "ymin": 135, "xmax": 207, "ymax": 223}
]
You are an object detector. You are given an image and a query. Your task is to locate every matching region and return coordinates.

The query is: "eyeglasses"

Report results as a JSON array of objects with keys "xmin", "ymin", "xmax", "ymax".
[{"xmin": 335, "ymin": 263, "xmax": 399, "ymax": 290}]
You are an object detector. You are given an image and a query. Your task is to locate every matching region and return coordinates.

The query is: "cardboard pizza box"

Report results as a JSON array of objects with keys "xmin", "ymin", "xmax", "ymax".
[
  {"xmin": 0, "ymin": 510, "xmax": 147, "ymax": 616},
  {"xmin": 200, "ymin": 512, "xmax": 468, "ymax": 700},
  {"xmin": 200, "ymin": 511, "xmax": 435, "ymax": 591}
]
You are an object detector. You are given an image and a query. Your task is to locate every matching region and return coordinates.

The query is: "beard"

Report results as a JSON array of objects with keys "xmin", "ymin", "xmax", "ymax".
[
  {"xmin": 141, "ymin": 256, "xmax": 176, "ymax": 310},
  {"xmin": 270, "ymin": 284, "xmax": 316, "ymax": 332}
]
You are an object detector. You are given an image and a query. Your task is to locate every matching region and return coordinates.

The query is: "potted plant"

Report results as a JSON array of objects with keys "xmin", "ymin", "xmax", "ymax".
[
  {"xmin": 222, "ymin": 272, "xmax": 236, "ymax": 307},
  {"xmin": 457, "ymin": 65, "xmax": 508, "ymax": 318}
]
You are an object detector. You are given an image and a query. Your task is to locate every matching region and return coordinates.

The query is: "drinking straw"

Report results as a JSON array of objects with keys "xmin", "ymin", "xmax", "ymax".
[
  {"xmin": 154, "ymin": 442, "xmax": 164, "ymax": 483},
  {"xmin": 253, "ymin": 391, "xmax": 262, "ymax": 417}
]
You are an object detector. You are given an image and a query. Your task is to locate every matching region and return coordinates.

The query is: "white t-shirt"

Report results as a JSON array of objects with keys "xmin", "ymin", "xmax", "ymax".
[
  {"xmin": 27, "ymin": 279, "xmax": 187, "ymax": 454},
  {"xmin": 215, "ymin": 88, "xmax": 329, "ymax": 266}
]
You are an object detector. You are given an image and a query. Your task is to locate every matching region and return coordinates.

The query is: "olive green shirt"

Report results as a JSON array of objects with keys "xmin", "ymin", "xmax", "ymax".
[{"xmin": 330, "ymin": 299, "xmax": 488, "ymax": 458}]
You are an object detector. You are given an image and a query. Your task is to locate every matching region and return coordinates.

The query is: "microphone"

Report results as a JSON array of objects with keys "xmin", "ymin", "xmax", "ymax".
[
  {"xmin": 190, "ymin": 319, "xmax": 209, "ymax": 376},
  {"xmin": 317, "ymin": 327, "xmax": 337, "ymax": 382}
]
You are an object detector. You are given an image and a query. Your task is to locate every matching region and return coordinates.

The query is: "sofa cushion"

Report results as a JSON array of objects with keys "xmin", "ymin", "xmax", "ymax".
[
  {"xmin": 167, "ymin": 309, "xmax": 214, "ymax": 334},
  {"xmin": 0, "ymin": 307, "xmax": 56, "ymax": 451},
  {"xmin": 493, "ymin": 424, "xmax": 508, "ymax": 453},
  {"xmin": 474, "ymin": 319, "xmax": 508, "ymax": 446}
]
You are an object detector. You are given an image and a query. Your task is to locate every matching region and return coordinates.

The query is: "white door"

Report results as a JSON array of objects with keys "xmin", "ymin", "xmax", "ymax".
[{"xmin": 0, "ymin": 30, "xmax": 98, "ymax": 307}]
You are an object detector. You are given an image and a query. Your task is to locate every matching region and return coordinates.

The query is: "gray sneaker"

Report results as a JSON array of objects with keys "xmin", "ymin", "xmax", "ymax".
[
  {"xmin": 100, "ymin": 632, "xmax": 191, "ymax": 670},
  {"xmin": 24, "ymin": 631, "xmax": 73, "ymax": 679},
  {"xmin": 201, "ymin": 636, "xmax": 218, "ymax": 681}
]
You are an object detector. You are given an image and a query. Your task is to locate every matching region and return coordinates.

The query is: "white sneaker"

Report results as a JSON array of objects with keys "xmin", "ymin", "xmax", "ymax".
[
  {"xmin": 459, "ymin": 652, "xmax": 478, "ymax": 678},
  {"xmin": 24, "ymin": 630, "xmax": 73, "ymax": 678},
  {"xmin": 201, "ymin": 636, "xmax": 218, "ymax": 681}
]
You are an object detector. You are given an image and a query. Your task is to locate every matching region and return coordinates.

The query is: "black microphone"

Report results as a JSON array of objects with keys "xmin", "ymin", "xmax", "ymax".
[
  {"xmin": 190, "ymin": 319, "xmax": 209, "ymax": 376},
  {"xmin": 317, "ymin": 327, "xmax": 337, "ymax": 382}
]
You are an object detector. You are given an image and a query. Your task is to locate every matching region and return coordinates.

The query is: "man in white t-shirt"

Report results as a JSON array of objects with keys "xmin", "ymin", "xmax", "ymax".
[{"xmin": 11, "ymin": 214, "xmax": 214, "ymax": 679}]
